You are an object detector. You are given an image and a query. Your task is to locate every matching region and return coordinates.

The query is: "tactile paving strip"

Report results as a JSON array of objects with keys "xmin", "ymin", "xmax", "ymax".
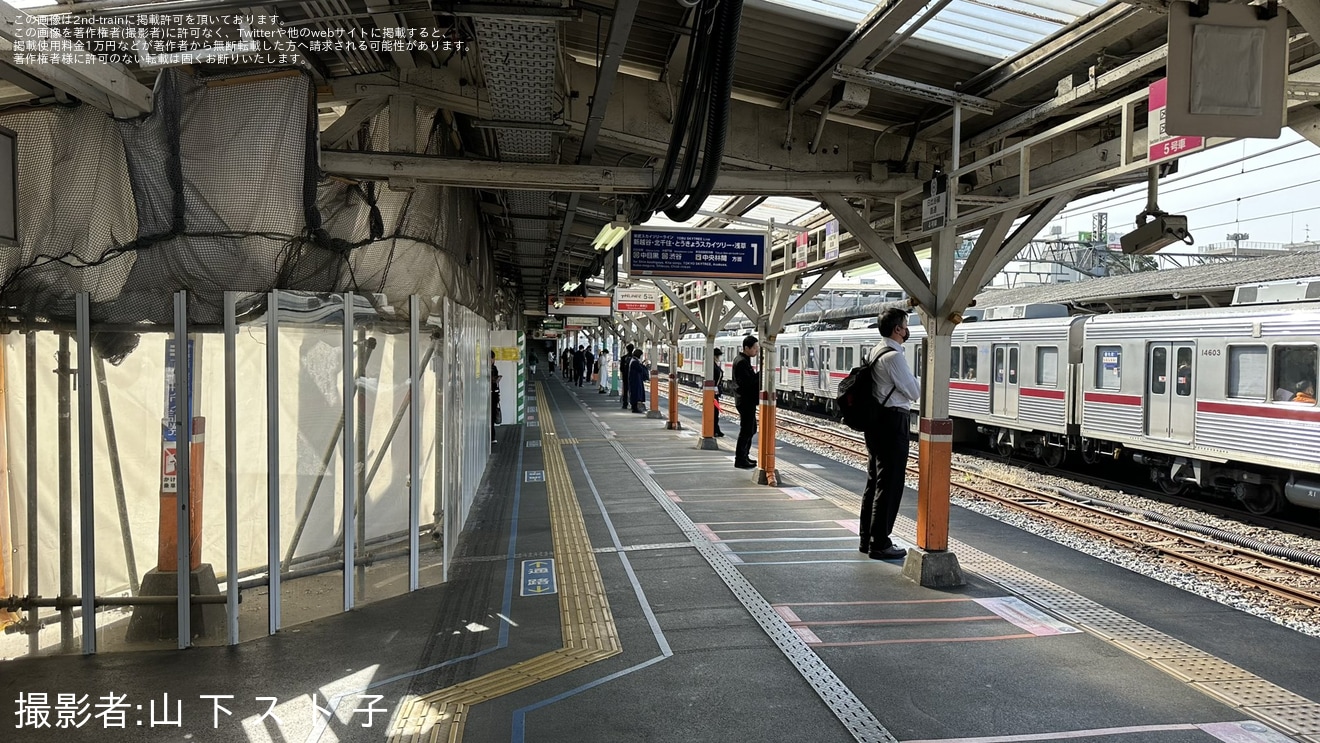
[
  {"xmin": 569, "ymin": 396, "xmax": 897, "ymax": 743},
  {"xmin": 389, "ymin": 383, "xmax": 621, "ymax": 743},
  {"xmin": 777, "ymin": 461, "xmax": 1320, "ymax": 739}
]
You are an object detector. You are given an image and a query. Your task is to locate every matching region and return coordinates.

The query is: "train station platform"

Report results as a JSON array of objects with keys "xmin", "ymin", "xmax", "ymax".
[{"xmin": 5, "ymin": 376, "xmax": 1320, "ymax": 743}]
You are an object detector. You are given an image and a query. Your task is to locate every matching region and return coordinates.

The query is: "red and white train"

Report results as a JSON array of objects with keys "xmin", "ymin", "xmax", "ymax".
[{"xmin": 673, "ymin": 278, "xmax": 1320, "ymax": 515}]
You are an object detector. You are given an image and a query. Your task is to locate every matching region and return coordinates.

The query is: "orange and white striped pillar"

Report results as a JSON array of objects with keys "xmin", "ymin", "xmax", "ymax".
[{"xmin": 756, "ymin": 335, "xmax": 778, "ymax": 486}]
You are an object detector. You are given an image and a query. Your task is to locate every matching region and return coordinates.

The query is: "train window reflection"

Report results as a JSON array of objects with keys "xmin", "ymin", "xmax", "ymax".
[
  {"xmin": 1036, "ymin": 347, "xmax": 1058, "ymax": 387},
  {"xmin": 1096, "ymin": 346, "xmax": 1122, "ymax": 390},
  {"xmin": 950, "ymin": 347, "xmax": 961, "ymax": 379},
  {"xmin": 1273, "ymin": 345, "xmax": 1317, "ymax": 404},
  {"xmin": 994, "ymin": 347, "xmax": 1005, "ymax": 383},
  {"xmin": 961, "ymin": 346, "xmax": 978, "ymax": 379},
  {"xmin": 1229, "ymin": 345, "xmax": 1268, "ymax": 400},
  {"xmin": 1008, "ymin": 347, "xmax": 1019, "ymax": 386},
  {"xmin": 1151, "ymin": 346, "xmax": 1168, "ymax": 395},
  {"xmin": 1175, "ymin": 348, "xmax": 1193, "ymax": 397}
]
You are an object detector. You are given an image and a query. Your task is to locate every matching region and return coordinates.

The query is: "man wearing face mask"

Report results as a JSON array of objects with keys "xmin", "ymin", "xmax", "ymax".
[{"xmin": 860, "ymin": 307, "xmax": 921, "ymax": 561}]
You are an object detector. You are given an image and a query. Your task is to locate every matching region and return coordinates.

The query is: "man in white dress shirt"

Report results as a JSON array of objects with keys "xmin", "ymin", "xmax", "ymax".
[{"xmin": 859, "ymin": 307, "xmax": 921, "ymax": 560}]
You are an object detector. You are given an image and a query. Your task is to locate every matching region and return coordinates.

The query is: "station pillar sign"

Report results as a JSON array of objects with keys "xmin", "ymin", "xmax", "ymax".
[
  {"xmin": 615, "ymin": 286, "xmax": 662, "ymax": 313},
  {"xmin": 1148, "ymin": 78, "xmax": 1205, "ymax": 165}
]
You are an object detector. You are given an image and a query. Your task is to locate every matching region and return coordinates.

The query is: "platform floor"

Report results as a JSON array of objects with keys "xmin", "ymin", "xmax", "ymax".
[{"xmin": 5, "ymin": 376, "xmax": 1320, "ymax": 743}]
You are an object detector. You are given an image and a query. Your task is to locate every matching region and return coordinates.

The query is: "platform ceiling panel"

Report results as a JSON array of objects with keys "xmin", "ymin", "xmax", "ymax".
[
  {"xmin": 756, "ymin": 0, "xmax": 1110, "ymax": 60},
  {"xmin": 733, "ymin": 9, "xmax": 849, "ymax": 102}
]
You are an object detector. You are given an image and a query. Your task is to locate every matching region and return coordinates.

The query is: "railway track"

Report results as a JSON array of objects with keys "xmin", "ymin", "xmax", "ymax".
[{"xmin": 673, "ymin": 387, "xmax": 1320, "ymax": 611}]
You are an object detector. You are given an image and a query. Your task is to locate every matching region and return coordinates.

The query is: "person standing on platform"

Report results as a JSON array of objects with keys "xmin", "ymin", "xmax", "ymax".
[
  {"xmin": 529, "ymin": 350, "xmax": 538, "ymax": 378},
  {"xmin": 490, "ymin": 350, "xmax": 502, "ymax": 445},
  {"xmin": 598, "ymin": 347, "xmax": 611, "ymax": 393},
  {"xmin": 620, "ymin": 343, "xmax": 635, "ymax": 408},
  {"xmin": 712, "ymin": 347, "xmax": 725, "ymax": 438},
  {"xmin": 573, "ymin": 345, "xmax": 586, "ymax": 386},
  {"xmin": 732, "ymin": 335, "xmax": 760, "ymax": 469},
  {"xmin": 629, "ymin": 348, "xmax": 648, "ymax": 413},
  {"xmin": 859, "ymin": 307, "xmax": 921, "ymax": 561},
  {"xmin": 584, "ymin": 345, "xmax": 596, "ymax": 388}
]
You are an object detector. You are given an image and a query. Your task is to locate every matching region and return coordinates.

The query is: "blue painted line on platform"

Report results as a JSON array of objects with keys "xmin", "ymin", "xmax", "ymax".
[
  {"xmin": 520, "ymin": 558, "xmax": 557, "ymax": 597},
  {"xmin": 512, "ymin": 379, "xmax": 674, "ymax": 743}
]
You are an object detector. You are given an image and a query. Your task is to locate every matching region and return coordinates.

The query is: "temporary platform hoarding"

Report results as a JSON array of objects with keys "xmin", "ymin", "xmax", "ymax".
[
  {"xmin": 625, "ymin": 226, "xmax": 768, "ymax": 280},
  {"xmin": 547, "ymin": 295, "xmax": 613, "ymax": 317},
  {"xmin": 614, "ymin": 286, "xmax": 662, "ymax": 313}
]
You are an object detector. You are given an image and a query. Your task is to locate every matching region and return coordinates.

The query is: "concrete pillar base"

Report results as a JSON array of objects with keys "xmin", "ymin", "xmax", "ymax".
[
  {"xmin": 666, "ymin": 420, "xmax": 683, "ymax": 430},
  {"xmin": 126, "ymin": 565, "xmax": 226, "ymax": 642},
  {"xmin": 754, "ymin": 468, "xmax": 780, "ymax": 486},
  {"xmin": 646, "ymin": 410, "xmax": 664, "ymax": 419},
  {"xmin": 901, "ymin": 548, "xmax": 966, "ymax": 588},
  {"xmin": 698, "ymin": 436, "xmax": 719, "ymax": 450}
]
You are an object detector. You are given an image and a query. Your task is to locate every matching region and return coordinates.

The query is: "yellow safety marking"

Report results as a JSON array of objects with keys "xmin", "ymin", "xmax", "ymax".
[{"xmin": 390, "ymin": 383, "xmax": 621, "ymax": 743}]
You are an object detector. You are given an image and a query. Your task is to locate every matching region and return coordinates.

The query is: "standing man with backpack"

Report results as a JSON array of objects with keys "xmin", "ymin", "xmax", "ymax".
[
  {"xmin": 859, "ymin": 308, "xmax": 920, "ymax": 560},
  {"xmin": 732, "ymin": 335, "xmax": 760, "ymax": 470}
]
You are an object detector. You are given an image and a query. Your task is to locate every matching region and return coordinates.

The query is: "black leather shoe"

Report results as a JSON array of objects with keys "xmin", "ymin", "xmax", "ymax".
[
  {"xmin": 868, "ymin": 546, "xmax": 906, "ymax": 561},
  {"xmin": 858, "ymin": 536, "xmax": 870, "ymax": 554},
  {"xmin": 734, "ymin": 461, "xmax": 756, "ymax": 470}
]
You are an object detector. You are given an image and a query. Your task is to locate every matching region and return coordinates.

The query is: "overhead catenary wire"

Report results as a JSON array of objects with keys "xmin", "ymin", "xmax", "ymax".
[{"xmin": 1054, "ymin": 140, "xmax": 1313, "ymax": 221}]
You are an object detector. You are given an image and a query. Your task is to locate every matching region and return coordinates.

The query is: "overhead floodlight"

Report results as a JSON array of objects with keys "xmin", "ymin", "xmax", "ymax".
[
  {"xmin": 562, "ymin": 281, "xmax": 580, "ymax": 292},
  {"xmin": 592, "ymin": 221, "xmax": 630, "ymax": 251}
]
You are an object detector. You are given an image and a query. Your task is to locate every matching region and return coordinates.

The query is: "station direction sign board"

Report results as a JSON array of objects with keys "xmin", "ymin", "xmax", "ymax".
[
  {"xmin": 1148, "ymin": 78, "xmax": 1205, "ymax": 165},
  {"xmin": 566, "ymin": 316, "xmax": 599, "ymax": 327},
  {"xmin": 542, "ymin": 318, "xmax": 564, "ymax": 330},
  {"xmin": 625, "ymin": 226, "xmax": 767, "ymax": 281},
  {"xmin": 548, "ymin": 295, "xmax": 612, "ymax": 317},
  {"xmin": 615, "ymin": 286, "xmax": 661, "ymax": 313}
]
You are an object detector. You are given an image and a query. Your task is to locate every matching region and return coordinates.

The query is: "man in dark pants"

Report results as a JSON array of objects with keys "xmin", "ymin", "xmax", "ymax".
[
  {"xmin": 712, "ymin": 347, "xmax": 725, "ymax": 437},
  {"xmin": 573, "ymin": 345, "xmax": 586, "ymax": 386},
  {"xmin": 732, "ymin": 335, "xmax": 760, "ymax": 469},
  {"xmin": 859, "ymin": 308, "xmax": 921, "ymax": 560},
  {"xmin": 629, "ymin": 348, "xmax": 648, "ymax": 413},
  {"xmin": 620, "ymin": 343, "xmax": 635, "ymax": 408}
]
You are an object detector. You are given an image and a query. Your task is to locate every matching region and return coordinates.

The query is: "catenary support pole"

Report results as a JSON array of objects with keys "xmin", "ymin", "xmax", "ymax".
[
  {"xmin": 25, "ymin": 332, "xmax": 38, "ymax": 654},
  {"xmin": 57, "ymin": 332, "xmax": 73, "ymax": 651}
]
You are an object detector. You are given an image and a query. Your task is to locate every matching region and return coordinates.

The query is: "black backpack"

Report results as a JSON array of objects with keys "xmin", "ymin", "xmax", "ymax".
[{"xmin": 836, "ymin": 348, "xmax": 896, "ymax": 431}]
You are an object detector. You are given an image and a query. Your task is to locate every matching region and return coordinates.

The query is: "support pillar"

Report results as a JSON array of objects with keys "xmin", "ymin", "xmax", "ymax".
[
  {"xmin": 647, "ymin": 323, "xmax": 663, "ymax": 419},
  {"xmin": 755, "ymin": 333, "xmax": 779, "ymax": 485},
  {"xmin": 699, "ymin": 334, "xmax": 719, "ymax": 449},
  {"xmin": 666, "ymin": 323, "xmax": 681, "ymax": 430},
  {"xmin": 905, "ymin": 226, "xmax": 965, "ymax": 588}
]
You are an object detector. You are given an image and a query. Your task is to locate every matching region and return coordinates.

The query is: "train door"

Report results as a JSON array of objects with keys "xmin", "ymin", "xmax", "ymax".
[
  {"xmin": 991, "ymin": 344, "xmax": 1019, "ymax": 418},
  {"xmin": 1145, "ymin": 343, "xmax": 1196, "ymax": 441},
  {"xmin": 778, "ymin": 346, "xmax": 788, "ymax": 386},
  {"xmin": 820, "ymin": 344, "xmax": 830, "ymax": 394}
]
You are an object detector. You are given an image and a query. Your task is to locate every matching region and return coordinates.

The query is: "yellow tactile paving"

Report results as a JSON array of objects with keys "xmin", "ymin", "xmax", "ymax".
[{"xmin": 388, "ymin": 383, "xmax": 621, "ymax": 742}]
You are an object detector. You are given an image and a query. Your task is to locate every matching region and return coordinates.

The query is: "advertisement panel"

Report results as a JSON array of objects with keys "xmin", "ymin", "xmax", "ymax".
[
  {"xmin": 614, "ymin": 286, "xmax": 661, "ymax": 313},
  {"xmin": 547, "ymin": 295, "xmax": 613, "ymax": 317}
]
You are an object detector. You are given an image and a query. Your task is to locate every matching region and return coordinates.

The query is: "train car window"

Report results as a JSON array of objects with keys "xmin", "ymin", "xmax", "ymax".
[
  {"xmin": 807, "ymin": 347, "xmax": 816, "ymax": 370},
  {"xmin": 779, "ymin": 347, "xmax": 787, "ymax": 367},
  {"xmin": 950, "ymin": 347, "xmax": 961, "ymax": 378},
  {"xmin": 1273, "ymin": 345, "xmax": 1317, "ymax": 403},
  {"xmin": 792, "ymin": 347, "xmax": 800, "ymax": 368},
  {"xmin": 1096, "ymin": 346, "xmax": 1122, "ymax": 390},
  {"xmin": 994, "ymin": 347, "xmax": 1005, "ymax": 383},
  {"xmin": 845, "ymin": 347, "xmax": 855, "ymax": 369},
  {"xmin": 961, "ymin": 347, "xmax": 978, "ymax": 379},
  {"xmin": 1150, "ymin": 346, "xmax": 1168, "ymax": 395},
  {"xmin": 1176, "ymin": 348, "xmax": 1192, "ymax": 396},
  {"xmin": 1228, "ymin": 345, "xmax": 1267, "ymax": 400},
  {"xmin": 1008, "ymin": 347, "xmax": 1019, "ymax": 386},
  {"xmin": 1036, "ymin": 347, "xmax": 1058, "ymax": 386}
]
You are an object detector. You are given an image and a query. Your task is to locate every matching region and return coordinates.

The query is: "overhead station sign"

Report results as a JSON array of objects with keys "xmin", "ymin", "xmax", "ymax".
[
  {"xmin": 1148, "ymin": 78, "xmax": 1205, "ymax": 165},
  {"xmin": 615, "ymin": 286, "xmax": 661, "ymax": 313},
  {"xmin": 625, "ymin": 226, "xmax": 767, "ymax": 281},
  {"xmin": 547, "ymin": 295, "xmax": 612, "ymax": 317}
]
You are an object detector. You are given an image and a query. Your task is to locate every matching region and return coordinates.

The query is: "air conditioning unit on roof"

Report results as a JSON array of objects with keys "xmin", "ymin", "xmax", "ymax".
[{"xmin": 1231, "ymin": 278, "xmax": 1320, "ymax": 306}]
